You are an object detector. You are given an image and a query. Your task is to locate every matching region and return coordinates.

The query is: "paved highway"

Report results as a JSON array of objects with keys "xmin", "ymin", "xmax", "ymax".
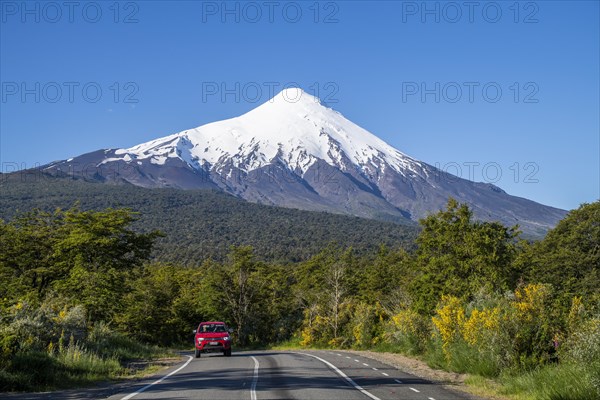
[{"xmin": 106, "ymin": 350, "xmax": 475, "ymax": 400}]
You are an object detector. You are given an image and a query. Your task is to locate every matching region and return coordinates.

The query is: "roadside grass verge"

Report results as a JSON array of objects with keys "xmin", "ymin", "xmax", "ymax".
[
  {"xmin": 499, "ymin": 362, "xmax": 599, "ymax": 400},
  {"xmin": 423, "ymin": 340, "xmax": 502, "ymax": 378},
  {"xmin": 0, "ymin": 332, "xmax": 174, "ymax": 392},
  {"xmin": 270, "ymin": 335, "xmax": 304, "ymax": 350}
]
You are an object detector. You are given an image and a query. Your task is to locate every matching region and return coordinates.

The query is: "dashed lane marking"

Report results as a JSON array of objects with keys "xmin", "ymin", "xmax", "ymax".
[{"xmin": 295, "ymin": 353, "xmax": 382, "ymax": 400}]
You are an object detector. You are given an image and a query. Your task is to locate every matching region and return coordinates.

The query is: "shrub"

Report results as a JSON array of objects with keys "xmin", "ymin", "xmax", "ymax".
[
  {"xmin": 8, "ymin": 351, "xmax": 60, "ymax": 388},
  {"xmin": 87, "ymin": 322, "xmax": 164, "ymax": 360},
  {"xmin": 505, "ymin": 283, "xmax": 556, "ymax": 369},
  {"xmin": 563, "ymin": 317, "xmax": 600, "ymax": 396},
  {"xmin": 431, "ymin": 295, "xmax": 465, "ymax": 360},
  {"xmin": 461, "ymin": 306, "xmax": 508, "ymax": 375},
  {"xmin": 0, "ymin": 301, "xmax": 88, "ymax": 357},
  {"xmin": 385, "ymin": 308, "xmax": 430, "ymax": 355},
  {"xmin": 350, "ymin": 302, "xmax": 386, "ymax": 349},
  {"xmin": 300, "ymin": 306, "xmax": 328, "ymax": 347}
]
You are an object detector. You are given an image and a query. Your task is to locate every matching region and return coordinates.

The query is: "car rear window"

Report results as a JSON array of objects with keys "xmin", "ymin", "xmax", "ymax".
[{"xmin": 199, "ymin": 323, "xmax": 226, "ymax": 333}]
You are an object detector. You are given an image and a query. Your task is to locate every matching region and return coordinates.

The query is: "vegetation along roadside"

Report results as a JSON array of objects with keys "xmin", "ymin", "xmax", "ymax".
[{"xmin": 1, "ymin": 196, "xmax": 598, "ymax": 399}]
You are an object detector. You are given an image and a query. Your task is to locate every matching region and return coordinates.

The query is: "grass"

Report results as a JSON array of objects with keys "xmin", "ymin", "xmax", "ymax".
[
  {"xmin": 463, "ymin": 375, "xmax": 510, "ymax": 399},
  {"xmin": 499, "ymin": 363, "xmax": 599, "ymax": 400},
  {"xmin": 0, "ymin": 332, "xmax": 175, "ymax": 392},
  {"xmin": 270, "ymin": 335, "xmax": 304, "ymax": 350},
  {"xmin": 0, "ymin": 348, "xmax": 121, "ymax": 391},
  {"xmin": 372, "ymin": 338, "xmax": 424, "ymax": 356},
  {"xmin": 424, "ymin": 340, "xmax": 501, "ymax": 378}
]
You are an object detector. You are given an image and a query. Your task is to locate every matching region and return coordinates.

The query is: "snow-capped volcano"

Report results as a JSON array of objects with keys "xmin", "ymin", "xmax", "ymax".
[
  {"xmin": 108, "ymin": 88, "xmax": 422, "ymax": 179},
  {"xmin": 42, "ymin": 88, "xmax": 566, "ymax": 236}
]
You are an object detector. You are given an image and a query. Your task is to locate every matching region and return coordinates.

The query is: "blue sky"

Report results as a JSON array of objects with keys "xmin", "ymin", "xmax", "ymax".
[{"xmin": 1, "ymin": 0, "xmax": 598, "ymax": 210}]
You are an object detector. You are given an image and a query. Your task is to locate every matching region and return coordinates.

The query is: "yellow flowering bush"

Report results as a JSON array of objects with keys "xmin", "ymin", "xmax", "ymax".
[
  {"xmin": 567, "ymin": 296, "xmax": 585, "ymax": 333},
  {"xmin": 386, "ymin": 307, "xmax": 430, "ymax": 354},
  {"xmin": 432, "ymin": 295, "xmax": 466, "ymax": 358},
  {"xmin": 462, "ymin": 307, "xmax": 501, "ymax": 347},
  {"xmin": 351, "ymin": 302, "xmax": 375, "ymax": 348},
  {"xmin": 392, "ymin": 309, "xmax": 429, "ymax": 339},
  {"xmin": 299, "ymin": 309, "xmax": 328, "ymax": 347},
  {"xmin": 300, "ymin": 300, "xmax": 357, "ymax": 348},
  {"xmin": 391, "ymin": 309, "xmax": 421, "ymax": 336},
  {"xmin": 513, "ymin": 283, "xmax": 551, "ymax": 322},
  {"xmin": 507, "ymin": 283, "xmax": 556, "ymax": 368}
]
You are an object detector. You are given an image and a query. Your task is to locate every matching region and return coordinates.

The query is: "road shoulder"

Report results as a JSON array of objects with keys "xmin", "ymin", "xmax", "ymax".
[
  {"xmin": 337, "ymin": 349, "xmax": 505, "ymax": 400},
  {"xmin": 0, "ymin": 356, "xmax": 184, "ymax": 400}
]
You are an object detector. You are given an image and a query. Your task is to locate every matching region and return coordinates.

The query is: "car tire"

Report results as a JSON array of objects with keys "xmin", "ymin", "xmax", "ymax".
[
  {"xmin": 195, "ymin": 349, "xmax": 201, "ymax": 358},
  {"xmin": 225, "ymin": 349, "xmax": 232, "ymax": 357}
]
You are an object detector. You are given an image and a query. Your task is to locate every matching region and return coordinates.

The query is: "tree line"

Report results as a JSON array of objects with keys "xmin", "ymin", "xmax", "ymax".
[
  {"xmin": 0, "ymin": 175, "xmax": 418, "ymax": 263},
  {"xmin": 0, "ymin": 198, "xmax": 598, "ymax": 396}
]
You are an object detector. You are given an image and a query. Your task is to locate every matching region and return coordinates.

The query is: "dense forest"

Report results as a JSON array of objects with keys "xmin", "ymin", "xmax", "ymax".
[
  {"xmin": 0, "ymin": 174, "xmax": 598, "ymax": 398},
  {"xmin": 0, "ymin": 174, "xmax": 418, "ymax": 263}
]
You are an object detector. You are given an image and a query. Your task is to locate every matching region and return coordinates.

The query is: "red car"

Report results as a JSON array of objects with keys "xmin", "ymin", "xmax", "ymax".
[{"xmin": 194, "ymin": 321, "xmax": 232, "ymax": 358}]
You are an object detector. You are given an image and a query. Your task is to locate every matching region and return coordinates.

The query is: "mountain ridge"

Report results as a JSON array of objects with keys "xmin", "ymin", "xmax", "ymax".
[{"xmin": 36, "ymin": 87, "xmax": 567, "ymax": 236}]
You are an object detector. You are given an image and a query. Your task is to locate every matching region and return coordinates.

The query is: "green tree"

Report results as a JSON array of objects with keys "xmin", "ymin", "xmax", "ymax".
[
  {"xmin": 249, "ymin": 262, "xmax": 300, "ymax": 344},
  {"xmin": 411, "ymin": 198, "xmax": 520, "ymax": 314},
  {"xmin": 172, "ymin": 265, "xmax": 215, "ymax": 339},
  {"xmin": 357, "ymin": 245, "xmax": 415, "ymax": 307},
  {"xmin": 295, "ymin": 245, "xmax": 358, "ymax": 346},
  {"xmin": 0, "ymin": 210, "xmax": 65, "ymax": 303},
  {"xmin": 0, "ymin": 206, "xmax": 160, "ymax": 322},
  {"xmin": 117, "ymin": 263, "xmax": 183, "ymax": 345},
  {"xmin": 205, "ymin": 246, "xmax": 263, "ymax": 346},
  {"xmin": 51, "ymin": 208, "xmax": 161, "ymax": 322},
  {"xmin": 523, "ymin": 201, "xmax": 600, "ymax": 307}
]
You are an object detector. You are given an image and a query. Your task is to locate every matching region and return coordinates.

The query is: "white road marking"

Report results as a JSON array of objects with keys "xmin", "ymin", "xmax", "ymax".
[
  {"xmin": 429, "ymin": 397, "xmax": 436, "ymax": 400},
  {"xmin": 394, "ymin": 379, "xmax": 403, "ymax": 384},
  {"xmin": 346, "ymin": 356, "xmax": 351, "ymax": 359},
  {"xmin": 372, "ymin": 367, "xmax": 378, "ymax": 371},
  {"xmin": 363, "ymin": 363, "xmax": 369, "ymax": 367},
  {"xmin": 120, "ymin": 355, "xmax": 193, "ymax": 400},
  {"xmin": 382, "ymin": 372, "xmax": 389, "ymax": 376},
  {"xmin": 251, "ymin": 356, "xmax": 259, "ymax": 400},
  {"xmin": 336, "ymin": 353, "xmax": 342, "ymax": 356},
  {"xmin": 295, "ymin": 352, "xmax": 382, "ymax": 400},
  {"xmin": 354, "ymin": 359, "xmax": 360, "ymax": 362},
  {"xmin": 410, "ymin": 387, "xmax": 420, "ymax": 393}
]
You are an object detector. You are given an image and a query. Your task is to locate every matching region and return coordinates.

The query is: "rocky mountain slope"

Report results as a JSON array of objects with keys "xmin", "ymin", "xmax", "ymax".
[{"xmin": 38, "ymin": 88, "xmax": 567, "ymax": 235}]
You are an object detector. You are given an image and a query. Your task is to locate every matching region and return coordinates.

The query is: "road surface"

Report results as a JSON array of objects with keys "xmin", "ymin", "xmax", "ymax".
[{"xmin": 104, "ymin": 350, "xmax": 475, "ymax": 400}]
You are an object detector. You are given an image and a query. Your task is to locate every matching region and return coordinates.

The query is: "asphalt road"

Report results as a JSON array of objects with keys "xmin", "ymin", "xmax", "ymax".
[{"xmin": 104, "ymin": 350, "xmax": 474, "ymax": 400}]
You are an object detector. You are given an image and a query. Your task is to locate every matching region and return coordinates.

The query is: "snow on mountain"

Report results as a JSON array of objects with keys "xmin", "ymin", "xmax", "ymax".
[
  {"xmin": 109, "ymin": 88, "xmax": 424, "ymax": 180},
  {"xmin": 40, "ymin": 87, "xmax": 568, "ymax": 237}
]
